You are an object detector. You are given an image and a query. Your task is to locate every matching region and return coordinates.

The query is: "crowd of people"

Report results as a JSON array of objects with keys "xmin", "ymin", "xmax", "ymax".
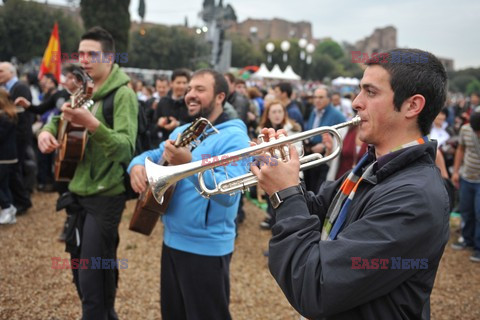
[{"xmin": 1, "ymin": 25, "xmax": 479, "ymax": 320}]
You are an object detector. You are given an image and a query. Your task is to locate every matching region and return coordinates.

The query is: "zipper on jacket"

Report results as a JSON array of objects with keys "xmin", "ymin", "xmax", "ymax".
[{"xmin": 204, "ymin": 200, "xmax": 210, "ymax": 228}]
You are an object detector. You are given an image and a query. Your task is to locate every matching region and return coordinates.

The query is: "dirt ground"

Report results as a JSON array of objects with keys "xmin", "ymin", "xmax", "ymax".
[{"xmin": 0, "ymin": 192, "xmax": 479, "ymax": 320}]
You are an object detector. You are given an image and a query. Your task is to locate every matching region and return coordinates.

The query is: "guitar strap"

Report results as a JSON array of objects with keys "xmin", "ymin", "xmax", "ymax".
[{"xmin": 83, "ymin": 101, "xmax": 102, "ymax": 146}]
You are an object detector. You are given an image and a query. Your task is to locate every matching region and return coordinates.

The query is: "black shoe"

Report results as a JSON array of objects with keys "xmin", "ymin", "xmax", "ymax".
[
  {"xmin": 37, "ymin": 184, "xmax": 55, "ymax": 192},
  {"xmin": 15, "ymin": 203, "xmax": 32, "ymax": 215},
  {"xmin": 451, "ymin": 241, "xmax": 474, "ymax": 250},
  {"xmin": 58, "ymin": 232, "xmax": 66, "ymax": 242}
]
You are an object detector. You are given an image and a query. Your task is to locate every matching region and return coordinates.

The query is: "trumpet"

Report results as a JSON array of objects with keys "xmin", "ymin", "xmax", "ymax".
[{"xmin": 145, "ymin": 116, "xmax": 361, "ymax": 203}]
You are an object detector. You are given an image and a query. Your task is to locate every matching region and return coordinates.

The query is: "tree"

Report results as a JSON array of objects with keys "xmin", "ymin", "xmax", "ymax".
[
  {"xmin": 80, "ymin": 0, "xmax": 130, "ymax": 54},
  {"xmin": 449, "ymin": 74, "xmax": 477, "ymax": 93},
  {"xmin": 128, "ymin": 25, "xmax": 209, "ymax": 70},
  {"xmin": 309, "ymin": 54, "xmax": 338, "ymax": 81},
  {"xmin": 229, "ymin": 34, "xmax": 262, "ymax": 67},
  {"xmin": 316, "ymin": 39, "xmax": 344, "ymax": 60},
  {"xmin": 466, "ymin": 79, "xmax": 480, "ymax": 96},
  {"xmin": 0, "ymin": 0, "xmax": 82, "ymax": 63}
]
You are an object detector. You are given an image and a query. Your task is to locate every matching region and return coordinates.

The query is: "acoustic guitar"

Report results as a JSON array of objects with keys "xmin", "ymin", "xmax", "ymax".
[
  {"xmin": 129, "ymin": 118, "xmax": 211, "ymax": 235},
  {"xmin": 54, "ymin": 69, "xmax": 94, "ymax": 181}
]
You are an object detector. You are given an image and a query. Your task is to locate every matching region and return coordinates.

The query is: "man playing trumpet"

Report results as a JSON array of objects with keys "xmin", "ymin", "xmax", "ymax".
[
  {"xmin": 128, "ymin": 69, "xmax": 249, "ymax": 320},
  {"xmin": 252, "ymin": 49, "xmax": 450, "ymax": 320}
]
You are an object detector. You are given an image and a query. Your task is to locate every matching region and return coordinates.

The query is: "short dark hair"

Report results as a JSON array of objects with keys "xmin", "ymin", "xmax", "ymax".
[
  {"xmin": 235, "ymin": 78, "xmax": 246, "ymax": 86},
  {"xmin": 471, "ymin": 108, "xmax": 480, "ymax": 131},
  {"xmin": 275, "ymin": 82, "xmax": 293, "ymax": 98},
  {"xmin": 439, "ymin": 107, "xmax": 449, "ymax": 118},
  {"xmin": 224, "ymin": 72, "xmax": 236, "ymax": 84},
  {"xmin": 81, "ymin": 26, "xmax": 115, "ymax": 53},
  {"xmin": 63, "ymin": 64, "xmax": 83, "ymax": 75},
  {"xmin": 155, "ymin": 75, "xmax": 170, "ymax": 84},
  {"xmin": 171, "ymin": 68, "xmax": 191, "ymax": 82},
  {"xmin": 332, "ymin": 91, "xmax": 341, "ymax": 98},
  {"xmin": 43, "ymin": 73, "xmax": 58, "ymax": 87},
  {"xmin": 192, "ymin": 69, "xmax": 229, "ymax": 105},
  {"xmin": 366, "ymin": 48, "xmax": 447, "ymax": 136}
]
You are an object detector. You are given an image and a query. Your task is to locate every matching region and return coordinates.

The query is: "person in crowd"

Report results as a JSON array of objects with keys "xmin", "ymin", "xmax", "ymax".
[
  {"xmin": 430, "ymin": 108, "xmax": 451, "ymax": 149},
  {"xmin": 224, "ymin": 72, "xmax": 250, "ymax": 125},
  {"xmin": 334, "ymin": 124, "xmax": 368, "ymax": 179},
  {"xmin": 251, "ymin": 48, "xmax": 450, "ymax": 319},
  {"xmin": 273, "ymin": 82, "xmax": 304, "ymax": 129},
  {"xmin": 153, "ymin": 75, "xmax": 170, "ymax": 102},
  {"xmin": 303, "ymin": 87, "xmax": 345, "ymax": 193},
  {"xmin": 128, "ymin": 69, "xmax": 249, "ymax": 320},
  {"xmin": 152, "ymin": 68, "xmax": 193, "ymax": 147},
  {"xmin": 451, "ymin": 107, "xmax": 480, "ymax": 263},
  {"xmin": 331, "ymin": 91, "xmax": 354, "ymax": 120},
  {"xmin": 256, "ymin": 99, "xmax": 302, "ymax": 231},
  {"xmin": 16, "ymin": 73, "xmax": 70, "ymax": 192},
  {"xmin": 37, "ymin": 26, "xmax": 138, "ymax": 319},
  {"xmin": 0, "ymin": 88, "xmax": 18, "ymax": 224},
  {"xmin": 0, "ymin": 61, "xmax": 33, "ymax": 215}
]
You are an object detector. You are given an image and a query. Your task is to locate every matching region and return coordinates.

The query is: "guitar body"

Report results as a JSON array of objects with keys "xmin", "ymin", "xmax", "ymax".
[
  {"xmin": 129, "ymin": 118, "xmax": 210, "ymax": 236},
  {"xmin": 128, "ymin": 184, "xmax": 176, "ymax": 235},
  {"xmin": 53, "ymin": 69, "xmax": 93, "ymax": 182},
  {"xmin": 54, "ymin": 119, "xmax": 88, "ymax": 181}
]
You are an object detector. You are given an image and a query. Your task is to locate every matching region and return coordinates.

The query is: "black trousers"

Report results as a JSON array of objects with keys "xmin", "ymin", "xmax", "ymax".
[
  {"xmin": 70, "ymin": 194, "xmax": 125, "ymax": 320},
  {"xmin": 161, "ymin": 243, "xmax": 232, "ymax": 320},
  {"xmin": 9, "ymin": 162, "xmax": 32, "ymax": 210}
]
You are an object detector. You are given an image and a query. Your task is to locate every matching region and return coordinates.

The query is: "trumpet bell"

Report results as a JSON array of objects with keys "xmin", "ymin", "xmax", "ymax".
[{"xmin": 145, "ymin": 157, "xmax": 173, "ymax": 204}]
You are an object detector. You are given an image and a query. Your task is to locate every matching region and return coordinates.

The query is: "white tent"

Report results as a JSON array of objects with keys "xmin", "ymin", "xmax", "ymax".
[
  {"xmin": 269, "ymin": 64, "xmax": 284, "ymax": 79},
  {"xmin": 283, "ymin": 65, "xmax": 301, "ymax": 80},
  {"xmin": 332, "ymin": 76, "xmax": 360, "ymax": 86},
  {"xmin": 251, "ymin": 63, "xmax": 271, "ymax": 79}
]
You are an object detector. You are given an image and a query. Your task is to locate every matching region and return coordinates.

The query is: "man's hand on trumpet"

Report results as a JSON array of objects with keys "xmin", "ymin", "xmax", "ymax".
[{"xmin": 250, "ymin": 128, "xmax": 300, "ymax": 196}]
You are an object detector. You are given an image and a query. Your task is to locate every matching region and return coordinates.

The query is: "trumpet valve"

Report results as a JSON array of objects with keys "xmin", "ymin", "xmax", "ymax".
[
  {"xmin": 277, "ymin": 133, "xmax": 290, "ymax": 161},
  {"xmin": 257, "ymin": 133, "xmax": 265, "ymax": 144}
]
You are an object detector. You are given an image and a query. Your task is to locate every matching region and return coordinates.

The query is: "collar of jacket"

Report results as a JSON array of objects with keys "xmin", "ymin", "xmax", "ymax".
[{"xmin": 362, "ymin": 141, "xmax": 438, "ymax": 184}]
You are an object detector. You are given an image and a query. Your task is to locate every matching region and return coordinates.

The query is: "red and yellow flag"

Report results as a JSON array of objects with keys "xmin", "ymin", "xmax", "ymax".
[{"xmin": 38, "ymin": 22, "xmax": 61, "ymax": 83}]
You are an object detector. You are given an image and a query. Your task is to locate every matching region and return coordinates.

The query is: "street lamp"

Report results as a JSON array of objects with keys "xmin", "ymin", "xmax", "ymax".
[
  {"xmin": 298, "ymin": 38, "xmax": 307, "ymax": 61},
  {"xmin": 281, "ymin": 40, "xmax": 290, "ymax": 63},
  {"xmin": 265, "ymin": 42, "xmax": 275, "ymax": 64},
  {"xmin": 306, "ymin": 43, "xmax": 315, "ymax": 64}
]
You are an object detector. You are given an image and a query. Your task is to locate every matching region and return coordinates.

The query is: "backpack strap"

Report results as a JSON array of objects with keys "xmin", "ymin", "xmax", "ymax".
[{"xmin": 102, "ymin": 88, "xmax": 120, "ymax": 129}]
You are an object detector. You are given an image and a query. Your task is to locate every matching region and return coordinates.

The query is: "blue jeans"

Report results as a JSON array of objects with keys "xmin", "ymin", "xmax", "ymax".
[{"xmin": 459, "ymin": 178, "xmax": 480, "ymax": 250}]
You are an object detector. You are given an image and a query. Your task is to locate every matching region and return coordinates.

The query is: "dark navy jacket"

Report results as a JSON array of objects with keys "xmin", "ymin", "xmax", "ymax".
[{"xmin": 268, "ymin": 142, "xmax": 449, "ymax": 320}]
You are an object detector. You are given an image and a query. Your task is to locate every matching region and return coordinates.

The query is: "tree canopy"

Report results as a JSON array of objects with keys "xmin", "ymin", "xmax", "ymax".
[{"xmin": 0, "ymin": 0, "xmax": 82, "ymax": 63}]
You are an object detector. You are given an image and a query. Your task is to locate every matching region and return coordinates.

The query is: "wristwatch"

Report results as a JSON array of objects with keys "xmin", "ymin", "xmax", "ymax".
[{"xmin": 270, "ymin": 185, "xmax": 304, "ymax": 209}]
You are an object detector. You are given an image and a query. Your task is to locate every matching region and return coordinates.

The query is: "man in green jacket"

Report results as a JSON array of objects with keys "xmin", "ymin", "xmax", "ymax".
[{"xmin": 38, "ymin": 27, "xmax": 137, "ymax": 319}]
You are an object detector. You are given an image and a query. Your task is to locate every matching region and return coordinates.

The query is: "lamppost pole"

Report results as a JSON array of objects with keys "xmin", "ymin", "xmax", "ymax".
[
  {"xmin": 265, "ymin": 42, "xmax": 275, "ymax": 66},
  {"xmin": 281, "ymin": 40, "xmax": 291, "ymax": 67}
]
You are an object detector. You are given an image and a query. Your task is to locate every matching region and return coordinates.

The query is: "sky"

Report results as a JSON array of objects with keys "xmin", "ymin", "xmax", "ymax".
[{"xmin": 48, "ymin": 0, "xmax": 480, "ymax": 70}]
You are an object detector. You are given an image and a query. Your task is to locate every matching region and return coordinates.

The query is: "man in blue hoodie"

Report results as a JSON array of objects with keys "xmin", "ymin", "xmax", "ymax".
[{"xmin": 128, "ymin": 69, "xmax": 249, "ymax": 320}]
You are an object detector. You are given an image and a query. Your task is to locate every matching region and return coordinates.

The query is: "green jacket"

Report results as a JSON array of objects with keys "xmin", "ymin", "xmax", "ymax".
[{"xmin": 43, "ymin": 64, "xmax": 138, "ymax": 196}]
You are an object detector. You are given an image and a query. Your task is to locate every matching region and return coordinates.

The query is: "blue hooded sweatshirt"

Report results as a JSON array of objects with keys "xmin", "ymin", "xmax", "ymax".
[{"xmin": 127, "ymin": 119, "xmax": 250, "ymax": 256}]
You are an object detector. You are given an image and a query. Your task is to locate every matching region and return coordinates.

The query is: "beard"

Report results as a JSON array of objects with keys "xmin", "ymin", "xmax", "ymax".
[{"xmin": 189, "ymin": 98, "xmax": 216, "ymax": 119}]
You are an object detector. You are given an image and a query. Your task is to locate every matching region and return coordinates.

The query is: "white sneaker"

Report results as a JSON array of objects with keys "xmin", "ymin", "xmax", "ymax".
[{"xmin": 0, "ymin": 205, "xmax": 17, "ymax": 224}]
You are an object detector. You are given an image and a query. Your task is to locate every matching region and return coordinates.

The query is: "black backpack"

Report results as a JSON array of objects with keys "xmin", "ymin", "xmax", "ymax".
[{"xmin": 102, "ymin": 88, "xmax": 151, "ymax": 199}]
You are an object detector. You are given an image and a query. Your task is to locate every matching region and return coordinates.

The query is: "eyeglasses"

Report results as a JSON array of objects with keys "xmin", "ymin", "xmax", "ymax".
[{"xmin": 313, "ymin": 96, "xmax": 326, "ymax": 99}]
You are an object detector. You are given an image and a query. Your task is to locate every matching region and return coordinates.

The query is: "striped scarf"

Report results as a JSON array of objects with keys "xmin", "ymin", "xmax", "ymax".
[{"xmin": 321, "ymin": 136, "xmax": 430, "ymax": 241}]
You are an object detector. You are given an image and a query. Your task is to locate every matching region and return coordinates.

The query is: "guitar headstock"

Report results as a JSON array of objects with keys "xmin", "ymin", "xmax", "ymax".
[
  {"xmin": 70, "ymin": 68, "xmax": 94, "ymax": 109},
  {"xmin": 176, "ymin": 118, "xmax": 210, "ymax": 147}
]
